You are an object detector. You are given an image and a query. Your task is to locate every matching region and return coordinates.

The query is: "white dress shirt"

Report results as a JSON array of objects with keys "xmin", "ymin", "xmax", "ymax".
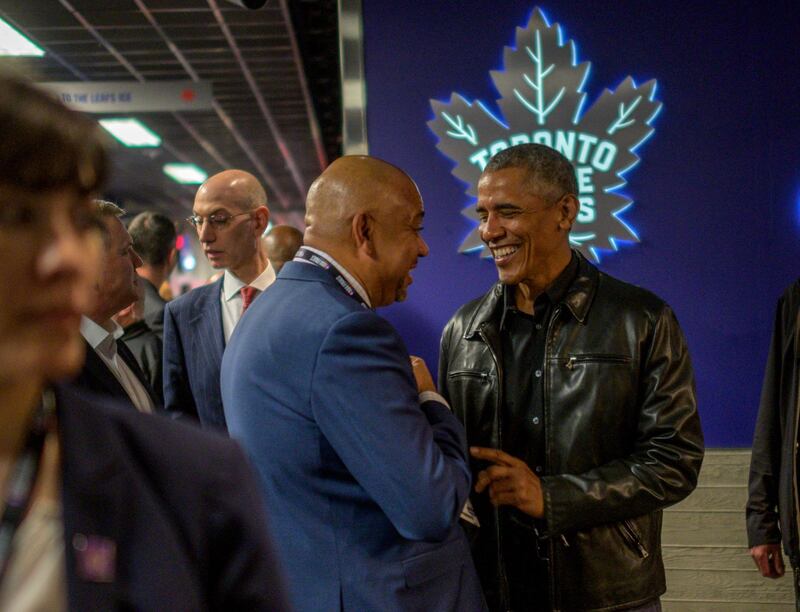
[
  {"xmin": 80, "ymin": 317, "xmax": 155, "ymax": 414},
  {"xmin": 220, "ymin": 262, "xmax": 276, "ymax": 343}
]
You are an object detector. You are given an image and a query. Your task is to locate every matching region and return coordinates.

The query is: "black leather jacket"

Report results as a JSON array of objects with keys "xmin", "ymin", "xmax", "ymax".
[
  {"xmin": 439, "ymin": 253, "xmax": 704, "ymax": 611},
  {"xmin": 747, "ymin": 279, "xmax": 800, "ymax": 566}
]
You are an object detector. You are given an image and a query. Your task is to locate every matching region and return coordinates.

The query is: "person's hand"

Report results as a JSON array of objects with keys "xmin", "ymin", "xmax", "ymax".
[
  {"xmin": 410, "ymin": 356, "xmax": 436, "ymax": 393},
  {"xmin": 750, "ymin": 543, "xmax": 785, "ymax": 578},
  {"xmin": 470, "ymin": 447, "xmax": 544, "ymax": 518}
]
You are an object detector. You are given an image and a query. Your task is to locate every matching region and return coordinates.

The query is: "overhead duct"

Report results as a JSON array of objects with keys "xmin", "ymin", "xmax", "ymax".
[{"xmin": 225, "ymin": 0, "xmax": 269, "ymax": 8}]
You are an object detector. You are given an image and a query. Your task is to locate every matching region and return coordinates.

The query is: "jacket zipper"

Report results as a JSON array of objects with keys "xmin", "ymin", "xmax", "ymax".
[
  {"xmin": 619, "ymin": 519, "xmax": 649, "ymax": 558},
  {"xmin": 564, "ymin": 354, "xmax": 632, "ymax": 369},
  {"xmin": 446, "ymin": 370, "xmax": 489, "ymax": 380}
]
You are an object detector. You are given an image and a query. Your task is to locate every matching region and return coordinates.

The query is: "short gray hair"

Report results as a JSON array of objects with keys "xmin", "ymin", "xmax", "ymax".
[
  {"xmin": 92, "ymin": 199, "xmax": 124, "ymax": 246},
  {"xmin": 484, "ymin": 143, "xmax": 577, "ymax": 200},
  {"xmin": 94, "ymin": 199, "xmax": 124, "ymax": 218}
]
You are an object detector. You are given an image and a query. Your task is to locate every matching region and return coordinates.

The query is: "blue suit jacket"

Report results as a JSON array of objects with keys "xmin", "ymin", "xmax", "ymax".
[
  {"xmin": 163, "ymin": 278, "xmax": 227, "ymax": 429},
  {"xmin": 56, "ymin": 383, "xmax": 289, "ymax": 610},
  {"xmin": 221, "ymin": 261, "xmax": 486, "ymax": 612}
]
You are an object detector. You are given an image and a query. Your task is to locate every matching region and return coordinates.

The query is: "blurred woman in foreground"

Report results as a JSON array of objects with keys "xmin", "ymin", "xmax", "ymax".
[{"xmin": 0, "ymin": 75, "xmax": 288, "ymax": 611}]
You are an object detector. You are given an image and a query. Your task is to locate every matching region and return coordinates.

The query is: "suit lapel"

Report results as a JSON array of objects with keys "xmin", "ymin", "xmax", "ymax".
[
  {"xmin": 190, "ymin": 278, "xmax": 225, "ymax": 375},
  {"xmin": 80, "ymin": 342, "xmax": 135, "ymax": 408},
  {"xmin": 117, "ymin": 339, "xmax": 161, "ymax": 410}
]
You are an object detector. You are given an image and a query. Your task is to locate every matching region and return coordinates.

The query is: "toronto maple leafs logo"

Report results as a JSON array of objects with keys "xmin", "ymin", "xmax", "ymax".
[{"xmin": 428, "ymin": 7, "xmax": 662, "ymax": 261}]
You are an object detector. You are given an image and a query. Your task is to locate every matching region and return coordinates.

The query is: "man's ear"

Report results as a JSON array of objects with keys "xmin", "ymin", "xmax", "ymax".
[
  {"xmin": 352, "ymin": 212, "xmax": 376, "ymax": 257},
  {"xmin": 252, "ymin": 206, "xmax": 270, "ymax": 235},
  {"xmin": 559, "ymin": 194, "xmax": 579, "ymax": 231}
]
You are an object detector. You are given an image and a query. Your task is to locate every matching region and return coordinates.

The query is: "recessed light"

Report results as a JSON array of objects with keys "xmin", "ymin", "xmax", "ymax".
[
  {"xmin": 0, "ymin": 19, "xmax": 44, "ymax": 57},
  {"xmin": 163, "ymin": 163, "xmax": 208, "ymax": 185},
  {"xmin": 99, "ymin": 118, "xmax": 161, "ymax": 147}
]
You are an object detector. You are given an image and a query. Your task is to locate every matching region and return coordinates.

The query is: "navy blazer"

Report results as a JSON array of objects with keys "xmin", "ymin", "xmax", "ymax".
[
  {"xmin": 221, "ymin": 261, "xmax": 486, "ymax": 612},
  {"xmin": 55, "ymin": 383, "xmax": 289, "ymax": 611},
  {"xmin": 163, "ymin": 278, "xmax": 227, "ymax": 429}
]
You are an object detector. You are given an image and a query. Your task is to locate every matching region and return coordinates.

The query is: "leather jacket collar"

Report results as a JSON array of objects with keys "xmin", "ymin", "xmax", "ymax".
[{"xmin": 463, "ymin": 250, "xmax": 600, "ymax": 339}]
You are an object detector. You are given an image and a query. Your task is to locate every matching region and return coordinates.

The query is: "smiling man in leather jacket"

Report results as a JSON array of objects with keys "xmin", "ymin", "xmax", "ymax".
[{"xmin": 439, "ymin": 144, "xmax": 704, "ymax": 612}]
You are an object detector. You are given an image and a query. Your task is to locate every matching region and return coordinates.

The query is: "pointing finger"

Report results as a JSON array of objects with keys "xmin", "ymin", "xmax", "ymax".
[{"xmin": 470, "ymin": 447, "xmax": 522, "ymax": 467}]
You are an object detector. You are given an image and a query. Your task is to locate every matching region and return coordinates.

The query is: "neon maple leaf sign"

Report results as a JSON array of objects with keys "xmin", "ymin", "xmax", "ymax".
[{"xmin": 428, "ymin": 7, "xmax": 662, "ymax": 261}]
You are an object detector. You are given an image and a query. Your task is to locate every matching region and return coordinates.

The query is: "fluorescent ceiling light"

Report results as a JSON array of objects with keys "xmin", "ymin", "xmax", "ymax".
[
  {"xmin": 163, "ymin": 163, "xmax": 207, "ymax": 185},
  {"xmin": 0, "ymin": 19, "xmax": 44, "ymax": 57},
  {"xmin": 99, "ymin": 118, "xmax": 161, "ymax": 147}
]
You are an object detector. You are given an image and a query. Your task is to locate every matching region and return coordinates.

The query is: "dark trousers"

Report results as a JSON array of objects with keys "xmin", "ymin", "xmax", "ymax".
[{"xmin": 794, "ymin": 567, "xmax": 800, "ymax": 611}]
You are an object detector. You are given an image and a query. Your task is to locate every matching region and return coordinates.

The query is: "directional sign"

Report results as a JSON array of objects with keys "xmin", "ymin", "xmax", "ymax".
[{"xmin": 40, "ymin": 80, "xmax": 213, "ymax": 113}]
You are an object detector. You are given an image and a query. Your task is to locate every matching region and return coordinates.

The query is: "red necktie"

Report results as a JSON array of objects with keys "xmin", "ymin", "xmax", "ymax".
[{"xmin": 240, "ymin": 286, "xmax": 260, "ymax": 313}]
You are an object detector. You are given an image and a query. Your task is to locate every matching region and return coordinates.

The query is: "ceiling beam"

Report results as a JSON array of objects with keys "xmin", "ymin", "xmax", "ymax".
[
  {"xmin": 207, "ymin": 0, "xmax": 309, "ymax": 200},
  {"xmin": 133, "ymin": 0, "xmax": 291, "ymax": 209},
  {"xmin": 278, "ymin": 0, "xmax": 327, "ymax": 171}
]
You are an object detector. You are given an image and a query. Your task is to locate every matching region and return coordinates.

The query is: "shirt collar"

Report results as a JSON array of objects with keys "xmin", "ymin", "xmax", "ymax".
[
  {"xmin": 222, "ymin": 262, "xmax": 276, "ymax": 302},
  {"xmin": 300, "ymin": 246, "xmax": 372, "ymax": 308},
  {"xmin": 500, "ymin": 251, "xmax": 579, "ymax": 326},
  {"xmin": 80, "ymin": 316, "xmax": 124, "ymax": 351}
]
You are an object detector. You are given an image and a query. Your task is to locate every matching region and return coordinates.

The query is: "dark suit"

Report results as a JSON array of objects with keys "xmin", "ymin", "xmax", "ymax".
[
  {"xmin": 121, "ymin": 320, "xmax": 163, "ymax": 405},
  {"xmin": 56, "ymin": 383, "xmax": 289, "ymax": 610},
  {"xmin": 141, "ymin": 278, "xmax": 167, "ymax": 339},
  {"xmin": 163, "ymin": 278, "xmax": 226, "ymax": 429},
  {"xmin": 72, "ymin": 338, "xmax": 160, "ymax": 412},
  {"xmin": 221, "ymin": 260, "xmax": 485, "ymax": 612}
]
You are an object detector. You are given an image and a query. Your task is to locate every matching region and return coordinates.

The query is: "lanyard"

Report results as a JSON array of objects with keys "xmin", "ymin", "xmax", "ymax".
[
  {"xmin": 0, "ymin": 388, "xmax": 56, "ymax": 583},
  {"xmin": 293, "ymin": 247, "xmax": 370, "ymax": 309}
]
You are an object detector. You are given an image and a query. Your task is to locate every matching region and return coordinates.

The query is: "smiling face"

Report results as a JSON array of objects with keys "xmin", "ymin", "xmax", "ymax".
[
  {"xmin": 476, "ymin": 166, "xmax": 574, "ymax": 286},
  {"xmin": 371, "ymin": 179, "xmax": 429, "ymax": 307},
  {"xmin": 0, "ymin": 186, "xmax": 101, "ymax": 384}
]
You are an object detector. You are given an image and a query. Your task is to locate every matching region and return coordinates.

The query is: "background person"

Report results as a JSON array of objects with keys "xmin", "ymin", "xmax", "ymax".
[
  {"xmin": 115, "ymin": 280, "xmax": 163, "ymax": 402},
  {"xmin": 747, "ymin": 278, "xmax": 800, "ymax": 597},
  {"xmin": 263, "ymin": 224, "xmax": 303, "ymax": 274},
  {"xmin": 0, "ymin": 74, "xmax": 289, "ymax": 611},
  {"xmin": 163, "ymin": 169, "xmax": 274, "ymax": 430},
  {"xmin": 127, "ymin": 211, "xmax": 177, "ymax": 339},
  {"xmin": 74, "ymin": 201, "xmax": 158, "ymax": 414}
]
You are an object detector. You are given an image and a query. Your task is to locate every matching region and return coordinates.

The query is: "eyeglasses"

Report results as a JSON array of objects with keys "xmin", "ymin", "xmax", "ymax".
[{"xmin": 186, "ymin": 211, "xmax": 252, "ymax": 231}]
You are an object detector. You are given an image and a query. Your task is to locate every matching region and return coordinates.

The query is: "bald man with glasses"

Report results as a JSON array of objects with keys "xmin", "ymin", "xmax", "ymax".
[{"xmin": 163, "ymin": 169, "xmax": 275, "ymax": 430}]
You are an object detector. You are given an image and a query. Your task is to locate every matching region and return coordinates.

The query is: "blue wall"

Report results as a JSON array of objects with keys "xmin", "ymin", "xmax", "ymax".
[{"xmin": 362, "ymin": 1, "xmax": 800, "ymax": 447}]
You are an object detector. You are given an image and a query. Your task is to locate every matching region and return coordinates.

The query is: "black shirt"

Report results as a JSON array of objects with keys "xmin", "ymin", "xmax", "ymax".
[
  {"xmin": 498, "ymin": 253, "xmax": 578, "ymax": 611},
  {"xmin": 499, "ymin": 253, "xmax": 578, "ymax": 473}
]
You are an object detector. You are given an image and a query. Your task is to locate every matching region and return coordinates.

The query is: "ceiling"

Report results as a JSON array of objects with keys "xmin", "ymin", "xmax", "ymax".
[{"xmin": 0, "ymin": 0, "xmax": 342, "ymax": 228}]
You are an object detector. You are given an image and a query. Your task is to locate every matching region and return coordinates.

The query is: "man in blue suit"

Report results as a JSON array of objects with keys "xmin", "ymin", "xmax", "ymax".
[
  {"xmin": 163, "ymin": 169, "xmax": 274, "ymax": 429},
  {"xmin": 222, "ymin": 156, "xmax": 486, "ymax": 611}
]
